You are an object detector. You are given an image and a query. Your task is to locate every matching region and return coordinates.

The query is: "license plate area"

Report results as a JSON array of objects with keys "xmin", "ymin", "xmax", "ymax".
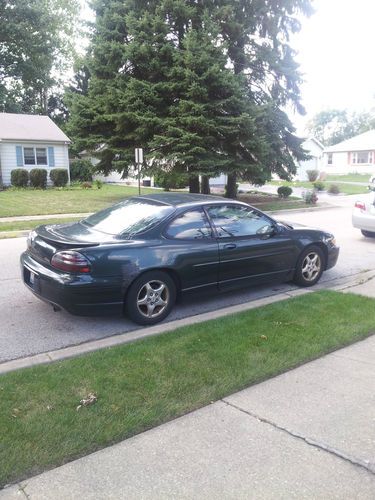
[{"xmin": 24, "ymin": 266, "xmax": 38, "ymax": 289}]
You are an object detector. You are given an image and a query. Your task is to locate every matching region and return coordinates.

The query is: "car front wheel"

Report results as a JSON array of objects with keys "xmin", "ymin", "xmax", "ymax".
[
  {"xmin": 125, "ymin": 271, "xmax": 176, "ymax": 325},
  {"xmin": 293, "ymin": 246, "xmax": 324, "ymax": 287}
]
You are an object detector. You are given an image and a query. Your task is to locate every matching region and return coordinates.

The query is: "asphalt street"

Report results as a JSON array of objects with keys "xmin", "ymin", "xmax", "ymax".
[{"xmin": 1, "ymin": 203, "xmax": 374, "ymax": 363}]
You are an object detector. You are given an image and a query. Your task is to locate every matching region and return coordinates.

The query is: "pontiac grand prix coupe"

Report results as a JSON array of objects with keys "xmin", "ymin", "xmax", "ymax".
[{"xmin": 21, "ymin": 193, "xmax": 339, "ymax": 325}]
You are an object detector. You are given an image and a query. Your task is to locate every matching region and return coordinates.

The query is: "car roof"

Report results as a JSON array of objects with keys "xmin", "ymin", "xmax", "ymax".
[{"xmin": 135, "ymin": 192, "xmax": 229, "ymax": 207}]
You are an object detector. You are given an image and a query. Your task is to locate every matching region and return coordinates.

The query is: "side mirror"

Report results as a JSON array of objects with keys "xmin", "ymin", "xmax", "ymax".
[{"xmin": 257, "ymin": 224, "xmax": 277, "ymax": 237}]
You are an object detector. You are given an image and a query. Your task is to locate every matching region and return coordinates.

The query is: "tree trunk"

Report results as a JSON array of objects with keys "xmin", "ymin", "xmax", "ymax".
[
  {"xmin": 225, "ymin": 173, "xmax": 237, "ymax": 199},
  {"xmin": 201, "ymin": 176, "xmax": 210, "ymax": 194},
  {"xmin": 189, "ymin": 175, "xmax": 200, "ymax": 193}
]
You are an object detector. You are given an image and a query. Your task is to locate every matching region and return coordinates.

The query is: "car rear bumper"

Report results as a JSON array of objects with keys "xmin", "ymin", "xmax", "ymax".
[{"xmin": 21, "ymin": 252, "xmax": 124, "ymax": 316}]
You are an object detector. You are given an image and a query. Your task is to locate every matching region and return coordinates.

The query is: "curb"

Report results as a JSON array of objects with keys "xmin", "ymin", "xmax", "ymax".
[{"xmin": 1, "ymin": 270, "xmax": 374, "ymax": 376}]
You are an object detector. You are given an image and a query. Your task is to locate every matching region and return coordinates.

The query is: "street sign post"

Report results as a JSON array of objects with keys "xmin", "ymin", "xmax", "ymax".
[{"xmin": 135, "ymin": 148, "xmax": 143, "ymax": 195}]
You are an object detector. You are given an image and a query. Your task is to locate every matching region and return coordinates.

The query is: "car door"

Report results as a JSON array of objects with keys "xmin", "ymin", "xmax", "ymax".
[
  {"xmin": 206, "ymin": 203, "xmax": 297, "ymax": 291},
  {"xmin": 163, "ymin": 208, "xmax": 220, "ymax": 293}
]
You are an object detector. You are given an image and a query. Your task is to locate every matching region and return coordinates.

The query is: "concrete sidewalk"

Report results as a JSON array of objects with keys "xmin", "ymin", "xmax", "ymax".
[{"xmin": 2, "ymin": 279, "xmax": 375, "ymax": 498}]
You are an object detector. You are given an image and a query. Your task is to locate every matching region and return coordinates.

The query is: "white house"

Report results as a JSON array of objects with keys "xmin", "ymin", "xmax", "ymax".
[
  {"xmin": 295, "ymin": 137, "xmax": 324, "ymax": 181},
  {"xmin": 0, "ymin": 113, "xmax": 70, "ymax": 185},
  {"xmin": 323, "ymin": 130, "xmax": 375, "ymax": 174}
]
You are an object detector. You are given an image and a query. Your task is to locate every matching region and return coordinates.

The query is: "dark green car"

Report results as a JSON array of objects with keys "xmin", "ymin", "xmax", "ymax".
[{"xmin": 21, "ymin": 193, "xmax": 339, "ymax": 325}]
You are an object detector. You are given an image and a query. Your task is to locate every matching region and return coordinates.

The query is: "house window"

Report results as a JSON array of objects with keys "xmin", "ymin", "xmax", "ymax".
[
  {"xmin": 327, "ymin": 153, "xmax": 333, "ymax": 165},
  {"xmin": 23, "ymin": 147, "xmax": 48, "ymax": 166},
  {"xmin": 351, "ymin": 151, "xmax": 373, "ymax": 164}
]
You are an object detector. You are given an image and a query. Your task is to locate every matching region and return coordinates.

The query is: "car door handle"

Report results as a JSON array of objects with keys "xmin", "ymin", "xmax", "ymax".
[{"xmin": 223, "ymin": 243, "xmax": 237, "ymax": 250}]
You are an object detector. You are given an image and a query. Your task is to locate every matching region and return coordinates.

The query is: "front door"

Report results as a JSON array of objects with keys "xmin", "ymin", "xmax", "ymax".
[{"xmin": 205, "ymin": 204, "xmax": 297, "ymax": 290}]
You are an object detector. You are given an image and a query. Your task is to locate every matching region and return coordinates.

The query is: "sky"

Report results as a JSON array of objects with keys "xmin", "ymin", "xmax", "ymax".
[{"xmin": 292, "ymin": 0, "xmax": 375, "ymax": 133}]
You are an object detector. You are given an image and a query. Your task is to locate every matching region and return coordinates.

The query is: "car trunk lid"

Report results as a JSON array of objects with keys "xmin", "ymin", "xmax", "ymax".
[{"xmin": 28, "ymin": 222, "xmax": 112, "ymax": 266}]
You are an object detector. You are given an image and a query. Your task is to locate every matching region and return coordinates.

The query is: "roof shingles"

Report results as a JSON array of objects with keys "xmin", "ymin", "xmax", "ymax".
[{"xmin": 0, "ymin": 113, "xmax": 70, "ymax": 142}]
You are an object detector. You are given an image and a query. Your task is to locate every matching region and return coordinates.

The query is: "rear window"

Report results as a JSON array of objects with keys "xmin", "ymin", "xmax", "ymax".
[{"xmin": 83, "ymin": 199, "xmax": 174, "ymax": 236}]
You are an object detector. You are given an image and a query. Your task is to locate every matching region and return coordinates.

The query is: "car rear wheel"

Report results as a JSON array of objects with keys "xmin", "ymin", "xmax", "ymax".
[
  {"xmin": 125, "ymin": 271, "xmax": 176, "ymax": 325},
  {"xmin": 361, "ymin": 229, "xmax": 375, "ymax": 238},
  {"xmin": 293, "ymin": 246, "xmax": 324, "ymax": 287}
]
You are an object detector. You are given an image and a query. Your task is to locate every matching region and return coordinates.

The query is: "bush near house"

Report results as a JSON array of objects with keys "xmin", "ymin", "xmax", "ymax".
[
  {"xmin": 306, "ymin": 169, "xmax": 319, "ymax": 182},
  {"xmin": 313, "ymin": 181, "xmax": 325, "ymax": 191},
  {"xmin": 277, "ymin": 186, "xmax": 293, "ymax": 198},
  {"xmin": 50, "ymin": 169, "xmax": 68, "ymax": 187},
  {"xmin": 30, "ymin": 168, "xmax": 47, "ymax": 189},
  {"xmin": 11, "ymin": 169, "xmax": 29, "ymax": 187},
  {"xmin": 69, "ymin": 159, "xmax": 93, "ymax": 182}
]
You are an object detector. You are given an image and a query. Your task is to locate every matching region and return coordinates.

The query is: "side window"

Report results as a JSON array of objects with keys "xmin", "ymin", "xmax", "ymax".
[
  {"xmin": 166, "ymin": 209, "xmax": 212, "ymax": 240},
  {"xmin": 207, "ymin": 205, "xmax": 273, "ymax": 238}
]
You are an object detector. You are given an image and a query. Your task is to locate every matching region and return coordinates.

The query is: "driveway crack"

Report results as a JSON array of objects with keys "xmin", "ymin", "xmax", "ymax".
[{"xmin": 222, "ymin": 399, "xmax": 375, "ymax": 476}]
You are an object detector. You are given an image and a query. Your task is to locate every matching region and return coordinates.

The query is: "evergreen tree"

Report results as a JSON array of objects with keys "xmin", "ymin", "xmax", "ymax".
[{"xmin": 68, "ymin": 0, "xmax": 311, "ymax": 195}]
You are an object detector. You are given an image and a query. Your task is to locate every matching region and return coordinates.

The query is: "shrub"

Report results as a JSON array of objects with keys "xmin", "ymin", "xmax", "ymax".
[
  {"xmin": 154, "ymin": 170, "xmax": 188, "ymax": 191},
  {"xmin": 306, "ymin": 169, "xmax": 319, "ymax": 182},
  {"xmin": 313, "ymin": 181, "xmax": 325, "ymax": 191},
  {"xmin": 81, "ymin": 181, "xmax": 92, "ymax": 189},
  {"xmin": 328, "ymin": 183, "xmax": 340, "ymax": 195},
  {"xmin": 69, "ymin": 159, "xmax": 93, "ymax": 182},
  {"xmin": 94, "ymin": 179, "xmax": 104, "ymax": 189},
  {"xmin": 277, "ymin": 186, "xmax": 293, "ymax": 198},
  {"xmin": 29, "ymin": 168, "xmax": 47, "ymax": 188},
  {"xmin": 303, "ymin": 190, "xmax": 318, "ymax": 205},
  {"xmin": 11, "ymin": 169, "xmax": 29, "ymax": 188},
  {"xmin": 50, "ymin": 168, "xmax": 68, "ymax": 187}
]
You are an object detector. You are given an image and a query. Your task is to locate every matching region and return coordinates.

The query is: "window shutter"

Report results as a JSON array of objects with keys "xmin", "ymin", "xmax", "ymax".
[
  {"xmin": 16, "ymin": 146, "xmax": 23, "ymax": 166},
  {"xmin": 48, "ymin": 146, "xmax": 55, "ymax": 167}
]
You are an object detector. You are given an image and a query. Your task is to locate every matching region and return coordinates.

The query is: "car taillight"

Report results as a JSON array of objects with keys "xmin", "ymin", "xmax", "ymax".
[
  {"xmin": 355, "ymin": 201, "xmax": 366, "ymax": 211},
  {"xmin": 51, "ymin": 251, "xmax": 91, "ymax": 273}
]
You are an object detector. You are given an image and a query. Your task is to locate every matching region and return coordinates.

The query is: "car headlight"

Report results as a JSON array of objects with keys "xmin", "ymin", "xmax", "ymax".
[{"xmin": 324, "ymin": 235, "xmax": 336, "ymax": 247}]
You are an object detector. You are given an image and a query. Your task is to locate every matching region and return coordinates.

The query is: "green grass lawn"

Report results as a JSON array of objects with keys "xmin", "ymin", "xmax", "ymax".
[
  {"xmin": 270, "ymin": 180, "xmax": 368, "ymax": 195},
  {"xmin": 325, "ymin": 173, "xmax": 370, "ymax": 183},
  {"xmin": 0, "ymin": 185, "xmax": 159, "ymax": 217},
  {"xmin": 1, "ymin": 290, "xmax": 375, "ymax": 487},
  {"xmin": 0, "ymin": 187, "xmax": 312, "ymax": 230}
]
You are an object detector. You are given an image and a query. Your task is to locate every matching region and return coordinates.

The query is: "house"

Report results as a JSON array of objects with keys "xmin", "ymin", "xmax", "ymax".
[
  {"xmin": 0, "ymin": 113, "xmax": 70, "ymax": 186},
  {"xmin": 295, "ymin": 137, "xmax": 324, "ymax": 181},
  {"xmin": 323, "ymin": 130, "xmax": 375, "ymax": 174}
]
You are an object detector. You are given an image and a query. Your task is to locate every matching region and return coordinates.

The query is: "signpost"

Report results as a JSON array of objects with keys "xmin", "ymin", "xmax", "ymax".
[{"xmin": 135, "ymin": 148, "xmax": 143, "ymax": 195}]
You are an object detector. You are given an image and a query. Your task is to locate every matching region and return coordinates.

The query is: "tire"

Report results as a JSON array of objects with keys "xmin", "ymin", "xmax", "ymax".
[
  {"xmin": 125, "ymin": 271, "xmax": 176, "ymax": 325},
  {"xmin": 293, "ymin": 245, "xmax": 325, "ymax": 287},
  {"xmin": 361, "ymin": 229, "xmax": 375, "ymax": 238}
]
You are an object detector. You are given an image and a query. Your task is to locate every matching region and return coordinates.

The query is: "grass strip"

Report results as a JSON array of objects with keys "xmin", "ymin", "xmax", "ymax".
[
  {"xmin": 270, "ymin": 180, "xmax": 368, "ymax": 195},
  {"xmin": 1, "ymin": 290, "xmax": 375, "ymax": 487},
  {"xmin": 0, "ymin": 217, "xmax": 82, "ymax": 233},
  {"xmin": 325, "ymin": 173, "xmax": 369, "ymax": 183}
]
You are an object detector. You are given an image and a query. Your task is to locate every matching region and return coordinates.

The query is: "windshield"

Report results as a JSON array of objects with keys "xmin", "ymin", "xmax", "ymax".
[{"xmin": 83, "ymin": 199, "xmax": 174, "ymax": 236}]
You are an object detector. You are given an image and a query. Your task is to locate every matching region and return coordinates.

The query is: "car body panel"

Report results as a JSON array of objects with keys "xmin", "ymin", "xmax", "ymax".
[{"xmin": 352, "ymin": 193, "xmax": 375, "ymax": 233}]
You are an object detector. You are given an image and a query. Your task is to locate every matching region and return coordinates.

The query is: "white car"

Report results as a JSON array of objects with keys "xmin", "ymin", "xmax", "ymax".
[{"xmin": 352, "ymin": 192, "xmax": 375, "ymax": 237}]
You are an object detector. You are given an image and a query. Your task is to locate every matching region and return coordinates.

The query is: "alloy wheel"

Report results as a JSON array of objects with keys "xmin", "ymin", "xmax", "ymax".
[
  {"xmin": 136, "ymin": 280, "xmax": 170, "ymax": 319},
  {"xmin": 301, "ymin": 252, "xmax": 321, "ymax": 282}
]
